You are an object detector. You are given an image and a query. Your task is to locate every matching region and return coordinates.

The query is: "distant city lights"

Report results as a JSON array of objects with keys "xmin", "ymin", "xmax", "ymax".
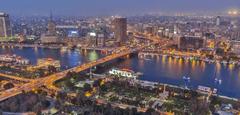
[{"xmin": 228, "ymin": 9, "xmax": 239, "ymax": 16}]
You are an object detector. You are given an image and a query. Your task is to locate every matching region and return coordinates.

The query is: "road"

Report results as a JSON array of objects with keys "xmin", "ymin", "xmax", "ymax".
[{"xmin": 0, "ymin": 73, "xmax": 32, "ymax": 82}]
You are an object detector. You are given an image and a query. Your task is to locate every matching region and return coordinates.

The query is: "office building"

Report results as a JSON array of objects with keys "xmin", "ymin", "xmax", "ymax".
[
  {"xmin": 216, "ymin": 16, "xmax": 221, "ymax": 26},
  {"xmin": 0, "ymin": 12, "xmax": 12, "ymax": 38},
  {"xmin": 112, "ymin": 17, "xmax": 127, "ymax": 45},
  {"xmin": 231, "ymin": 40, "xmax": 240, "ymax": 55}
]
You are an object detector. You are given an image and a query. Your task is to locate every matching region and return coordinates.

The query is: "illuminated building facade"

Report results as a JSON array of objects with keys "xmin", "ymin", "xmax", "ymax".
[
  {"xmin": 178, "ymin": 36, "xmax": 205, "ymax": 50},
  {"xmin": 112, "ymin": 17, "xmax": 127, "ymax": 45},
  {"xmin": 231, "ymin": 40, "xmax": 240, "ymax": 55}
]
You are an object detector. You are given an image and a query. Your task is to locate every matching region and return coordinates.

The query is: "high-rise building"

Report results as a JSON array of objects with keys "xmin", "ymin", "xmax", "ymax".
[
  {"xmin": 216, "ymin": 16, "xmax": 221, "ymax": 26},
  {"xmin": 231, "ymin": 40, "xmax": 240, "ymax": 55},
  {"xmin": 0, "ymin": 12, "xmax": 12, "ymax": 38},
  {"xmin": 112, "ymin": 17, "xmax": 127, "ymax": 45}
]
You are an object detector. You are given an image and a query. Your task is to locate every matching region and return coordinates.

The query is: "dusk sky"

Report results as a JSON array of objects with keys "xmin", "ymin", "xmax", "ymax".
[{"xmin": 1, "ymin": 0, "xmax": 240, "ymax": 16}]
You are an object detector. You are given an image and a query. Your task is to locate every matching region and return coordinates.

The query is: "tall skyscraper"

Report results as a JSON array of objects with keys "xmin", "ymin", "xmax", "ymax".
[
  {"xmin": 113, "ymin": 17, "xmax": 127, "ymax": 45},
  {"xmin": 0, "ymin": 12, "xmax": 12, "ymax": 38},
  {"xmin": 216, "ymin": 16, "xmax": 221, "ymax": 26}
]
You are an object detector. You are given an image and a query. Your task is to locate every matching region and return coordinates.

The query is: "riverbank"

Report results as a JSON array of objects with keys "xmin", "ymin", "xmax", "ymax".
[
  {"xmin": 136, "ymin": 79, "xmax": 239, "ymax": 102},
  {"xmin": 138, "ymin": 52, "xmax": 240, "ymax": 66},
  {"xmin": 0, "ymin": 47, "xmax": 239, "ymax": 99}
]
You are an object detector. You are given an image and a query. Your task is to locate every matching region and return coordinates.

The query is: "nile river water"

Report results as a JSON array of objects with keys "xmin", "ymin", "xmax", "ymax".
[{"xmin": 0, "ymin": 47, "xmax": 240, "ymax": 98}]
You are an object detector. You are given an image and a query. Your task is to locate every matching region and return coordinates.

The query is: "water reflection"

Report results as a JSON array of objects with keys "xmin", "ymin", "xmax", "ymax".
[
  {"xmin": 121, "ymin": 55, "xmax": 240, "ymax": 98},
  {"xmin": 0, "ymin": 47, "xmax": 103, "ymax": 69},
  {"xmin": 0, "ymin": 47, "xmax": 240, "ymax": 98}
]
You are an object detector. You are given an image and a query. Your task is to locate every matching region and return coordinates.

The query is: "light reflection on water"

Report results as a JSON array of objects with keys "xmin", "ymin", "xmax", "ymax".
[
  {"xmin": 118, "ymin": 55, "xmax": 240, "ymax": 98},
  {"xmin": 0, "ymin": 47, "xmax": 240, "ymax": 98}
]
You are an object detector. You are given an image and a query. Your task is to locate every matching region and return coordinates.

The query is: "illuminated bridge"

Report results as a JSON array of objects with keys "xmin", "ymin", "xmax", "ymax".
[
  {"xmin": 0, "ymin": 33, "xmax": 162, "ymax": 102},
  {"xmin": 0, "ymin": 45, "xmax": 148, "ymax": 102}
]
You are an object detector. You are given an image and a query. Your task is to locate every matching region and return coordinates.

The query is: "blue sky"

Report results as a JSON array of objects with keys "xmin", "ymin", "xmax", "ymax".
[{"xmin": 0, "ymin": 0, "xmax": 239, "ymax": 16}]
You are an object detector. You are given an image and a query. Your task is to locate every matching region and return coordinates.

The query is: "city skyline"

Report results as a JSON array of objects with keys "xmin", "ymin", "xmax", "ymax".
[
  {"xmin": 0, "ymin": 0, "xmax": 240, "ymax": 16},
  {"xmin": 1, "ymin": 1, "xmax": 240, "ymax": 114}
]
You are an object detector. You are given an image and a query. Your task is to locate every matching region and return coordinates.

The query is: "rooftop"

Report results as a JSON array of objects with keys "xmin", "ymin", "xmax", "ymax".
[{"xmin": 0, "ymin": 12, "xmax": 8, "ymax": 16}]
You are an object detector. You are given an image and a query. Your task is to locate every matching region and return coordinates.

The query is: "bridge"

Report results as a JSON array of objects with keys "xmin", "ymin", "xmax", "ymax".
[
  {"xmin": 0, "ymin": 43, "xmax": 61, "ymax": 49},
  {"xmin": 80, "ymin": 46, "xmax": 115, "ymax": 52},
  {"xmin": 0, "ymin": 33, "xmax": 163, "ymax": 102},
  {"xmin": 0, "ymin": 44, "xmax": 149, "ymax": 102}
]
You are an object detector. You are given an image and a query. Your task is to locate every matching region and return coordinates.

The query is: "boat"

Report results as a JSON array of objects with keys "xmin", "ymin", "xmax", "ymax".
[
  {"xmin": 221, "ymin": 61, "xmax": 228, "ymax": 64},
  {"xmin": 144, "ymin": 57, "xmax": 151, "ymax": 61},
  {"xmin": 136, "ymin": 72, "xmax": 144, "ymax": 76},
  {"xmin": 108, "ymin": 68, "xmax": 141, "ymax": 79},
  {"xmin": 60, "ymin": 46, "xmax": 68, "ymax": 52},
  {"xmin": 174, "ymin": 56, "xmax": 180, "ymax": 59},
  {"xmin": 183, "ymin": 76, "xmax": 190, "ymax": 81},
  {"xmin": 197, "ymin": 85, "xmax": 218, "ymax": 94},
  {"xmin": 162, "ymin": 54, "xmax": 167, "ymax": 57},
  {"xmin": 213, "ymin": 69, "xmax": 222, "ymax": 85},
  {"xmin": 214, "ymin": 78, "xmax": 222, "ymax": 84}
]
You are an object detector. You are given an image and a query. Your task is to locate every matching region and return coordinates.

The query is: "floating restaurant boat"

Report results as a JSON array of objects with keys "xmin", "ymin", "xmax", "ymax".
[
  {"xmin": 162, "ymin": 54, "xmax": 168, "ymax": 57},
  {"xmin": 0, "ymin": 54, "xmax": 30, "ymax": 65},
  {"xmin": 108, "ymin": 68, "xmax": 142, "ymax": 79},
  {"xmin": 174, "ymin": 56, "xmax": 180, "ymax": 59},
  {"xmin": 204, "ymin": 58, "xmax": 214, "ymax": 63},
  {"xmin": 221, "ymin": 61, "xmax": 228, "ymax": 64},
  {"xmin": 60, "ymin": 46, "xmax": 68, "ymax": 52},
  {"xmin": 197, "ymin": 85, "xmax": 217, "ymax": 94},
  {"xmin": 144, "ymin": 57, "xmax": 152, "ymax": 61}
]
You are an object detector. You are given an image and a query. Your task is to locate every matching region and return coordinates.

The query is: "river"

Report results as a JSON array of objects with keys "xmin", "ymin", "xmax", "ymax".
[{"xmin": 0, "ymin": 47, "xmax": 240, "ymax": 98}]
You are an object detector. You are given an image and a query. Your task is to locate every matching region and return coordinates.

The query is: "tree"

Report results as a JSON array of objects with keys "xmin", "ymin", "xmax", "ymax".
[
  {"xmin": 146, "ymin": 108, "xmax": 156, "ymax": 115},
  {"xmin": 48, "ymin": 65, "xmax": 57, "ymax": 73},
  {"xmin": 3, "ymin": 82, "xmax": 14, "ymax": 90},
  {"xmin": 83, "ymin": 83, "xmax": 92, "ymax": 92},
  {"xmin": 190, "ymin": 96, "xmax": 210, "ymax": 115},
  {"xmin": 56, "ymin": 92, "xmax": 67, "ymax": 101},
  {"xmin": 93, "ymin": 79, "xmax": 101, "ymax": 87},
  {"xmin": 104, "ymin": 103, "xmax": 113, "ymax": 115},
  {"xmin": 210, "ymin": 96, "xmax": 221, "ymax": 106}
]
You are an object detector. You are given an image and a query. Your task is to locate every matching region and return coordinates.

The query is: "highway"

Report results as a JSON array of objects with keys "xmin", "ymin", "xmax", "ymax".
[{"xmin": 0, "ymin": 73, "xmax": 32, "ymax": 82}]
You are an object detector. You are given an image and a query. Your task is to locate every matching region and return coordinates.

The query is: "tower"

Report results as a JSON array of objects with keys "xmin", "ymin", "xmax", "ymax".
[
  {"xmin": 40, "ymin": 12, "xmax": 58, "ymax": 43},
  {"xmin": 47, "ymin": 12, "xmax": 56, "ymax": 36}
]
